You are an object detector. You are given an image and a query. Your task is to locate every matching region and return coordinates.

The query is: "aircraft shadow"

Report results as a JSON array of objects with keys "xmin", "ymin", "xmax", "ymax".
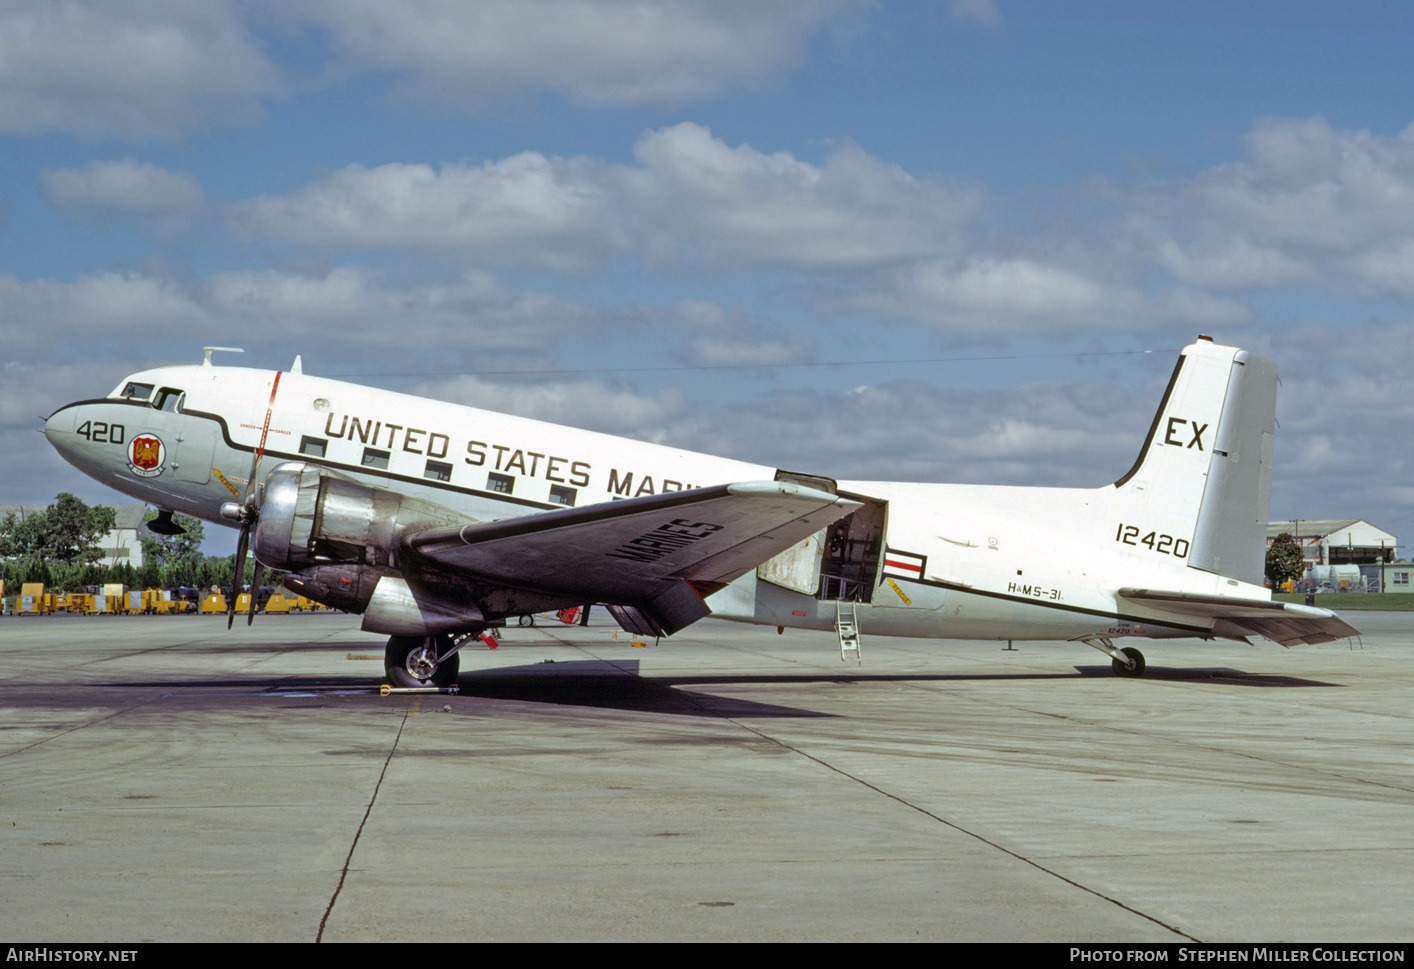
[
  {"xmin": 1072, "ymin": 664, "xmax": 1342, "ymax": 687},
  {"xmin": 451, "ymin": 660, "xmax": 831, "ymax": 717}
]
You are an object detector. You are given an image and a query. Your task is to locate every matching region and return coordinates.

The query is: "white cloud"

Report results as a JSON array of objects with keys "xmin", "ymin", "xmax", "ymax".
[
  {"xmin": 291, "ymin": 0, "xmax": 862, "ymax": 108},
  {"xmin": 234, "ymin": 122, "xmax": 980, "ymax": 273},
  {"xmin": 1156, "ymin": 237, "xmax": 1315, "ymax": 291},
  {"xmin": 949, "ymin": 0, "xmax": 1002, "ymax": 27},
  {"xmin": 626, "ymin": 123, "xmax": 979, "ymax": 271},
  {"xmin": 42, "ymin": 160, "xmax": 208, "ymax": 236},
  {"xmin": 1131, "ymin": 117, "xmax": 1414, "ymax": 300},
  {"xmin": 411, "ymin": 375, "xmax": 690, "ymax": 439},
  {"xmin": 1345, "ymin": 242, "xmax": 1414, "ymax": 300},
  {"xmin": 0, "ymin": 273, "xmax": 202, "ymax": 350},
  {"xmin": 0, "ymin": 0, "xmax": 276, "ymax": 139},
  {"xmin": 0, "ymin": 1, "xmax": 868, "ymax": 138},
  {"xmin": 199, "ymin": 267, "xmax": 602, "ymax": 352},
  {"xmin": 0, "ymin": 267, "xmax": 602, "ymax": 357},
  {"xmin": 667, "ymin": 299, "xmax": 816, "ymax": 368},
  {"xmin": 830, "ymin": 257, "xmax": 1254, "ymax": 334},
  {"xmin": 235, "ymin": 154, "xmax": 624, "ymax": 272}
]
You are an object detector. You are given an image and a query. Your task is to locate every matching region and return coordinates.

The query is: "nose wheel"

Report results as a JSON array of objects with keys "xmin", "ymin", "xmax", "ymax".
[{"xmin": 385, "ymin": 634, "xmax": 460, "ymax": 688}]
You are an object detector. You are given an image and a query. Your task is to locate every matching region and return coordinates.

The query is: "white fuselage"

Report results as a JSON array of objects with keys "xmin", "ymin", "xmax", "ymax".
[{"xmin": 45, "ymin": 360, "xmax": 1265, "ymax": 644}]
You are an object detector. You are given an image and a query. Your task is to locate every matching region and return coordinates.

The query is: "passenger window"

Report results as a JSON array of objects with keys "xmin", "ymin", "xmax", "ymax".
[
  {"xmin": 548, "ymin": 485, "xmax": 576, "ymax": 507},
  {"xmin": 300, "ymin": 436, "xmax": 327, "ymax": 458},
  {"xmin": 362, "ymin": 448, "xmax": 390, "ymax": 470},
  {"xmin": 154, "ymin": 388, "xmax": 185, "ymax": 412},
  {"xmin": 424, "ymin": 460, "xmax": 452, "ymax": 482},
  {"xmin": 487, "ymin": 472, "xmax": 514, "ymax": 494}
]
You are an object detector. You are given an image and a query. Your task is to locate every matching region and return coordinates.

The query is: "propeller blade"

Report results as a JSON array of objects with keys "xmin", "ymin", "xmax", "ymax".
[
  {"xmin": 227, "ymin": 371, "xmax": 284, "ymax": 631},
  {"xmin": 228, "ymin": 520, "xmax": 250, "ymax": 630},
  {"xmin": 241, "ymin": 370, "xmax": 284, "ymax": 506},
  {"xmin": 247, "ymin": 560, "xmax": 265, "ymax": 626}
]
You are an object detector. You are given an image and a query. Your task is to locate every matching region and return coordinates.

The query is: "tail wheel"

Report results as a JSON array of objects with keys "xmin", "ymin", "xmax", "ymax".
[
  {"xmin": 1112, "ymin": 646, "xmax": 1146, "ymax": 678},
  {"xmin": 385, "ymin": 634, "xmax": 460, "ymax": 688}
]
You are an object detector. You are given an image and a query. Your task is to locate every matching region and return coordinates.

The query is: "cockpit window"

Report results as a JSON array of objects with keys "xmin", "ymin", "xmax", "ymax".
[
  {"xmin": 120, "ymin": 382, "xmax": 155, "ymax": 401},
  {"xmin": 154, "ymin": 388, "xmax": 185, "ymax": 413}
]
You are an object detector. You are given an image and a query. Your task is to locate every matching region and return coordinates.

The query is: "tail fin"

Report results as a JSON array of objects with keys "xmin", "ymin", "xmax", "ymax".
[{"xmin": 1111, "ymin": 339, "xmax": 1277, "ymax": 586}]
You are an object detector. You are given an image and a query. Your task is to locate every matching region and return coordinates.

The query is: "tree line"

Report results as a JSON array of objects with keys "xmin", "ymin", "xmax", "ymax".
[{"xmin": 1, "ymin": 494, "xmax": 261, "ymax": 592}]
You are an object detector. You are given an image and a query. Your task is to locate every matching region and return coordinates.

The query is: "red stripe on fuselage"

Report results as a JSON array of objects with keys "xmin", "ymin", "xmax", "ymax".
[{"xmin": 884, "ymin": 558, "xmax": 922, "ymax": 573}]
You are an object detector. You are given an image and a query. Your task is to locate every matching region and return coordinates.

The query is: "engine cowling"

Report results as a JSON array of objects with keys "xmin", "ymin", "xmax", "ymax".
[{"xmin": 252, "ymin": 462, "xmax": 464, "ymax": 574}]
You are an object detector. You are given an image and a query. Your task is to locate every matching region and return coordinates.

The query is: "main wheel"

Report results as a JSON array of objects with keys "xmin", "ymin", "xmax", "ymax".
[
  {"xmin": 385, "ymin": 634, "xmax": 460, "ymax": 688},
  {"xmin": 1112, "ymin": 646, "xmax": 1146, "ymax": 678}
]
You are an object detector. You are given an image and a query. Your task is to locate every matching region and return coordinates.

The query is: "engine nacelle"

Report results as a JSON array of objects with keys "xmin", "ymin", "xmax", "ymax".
[
  {"xmin": 255, "ymin": 464, "xmax": 491, "ymax": 634},
  {"xmin": 252, "ymin": 462, "xmax": 464, "ymax": 574},
  {"xmin": 282, "ymin": 563, "xmax": 383, "ymax": 614}
]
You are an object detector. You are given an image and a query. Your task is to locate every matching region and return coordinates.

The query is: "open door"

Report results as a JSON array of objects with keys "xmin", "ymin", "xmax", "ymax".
[{"xmin": 757, "ymin": 470, "xmax": 888, "ymax": 602}]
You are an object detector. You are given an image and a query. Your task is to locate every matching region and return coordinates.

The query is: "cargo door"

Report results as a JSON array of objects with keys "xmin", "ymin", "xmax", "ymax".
[{"xmin": 756, "ymin": 471, "xmax": 837, "ymax": 595}]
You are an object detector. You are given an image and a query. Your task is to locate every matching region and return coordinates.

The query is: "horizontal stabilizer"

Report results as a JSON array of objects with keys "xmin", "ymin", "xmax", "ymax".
[{"xmin": 1118, "ymin": 588, "xmax": 1359, "ymax": 646}]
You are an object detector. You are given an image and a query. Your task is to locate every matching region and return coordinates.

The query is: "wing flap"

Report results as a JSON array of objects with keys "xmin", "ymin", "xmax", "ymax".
[
  {"xmin": 1118, "ymin": 587, "xmax": 1359, "ymax": 646},
  {"xmin": 403, "ymin": 481, "xmax": 860, "ymax": 626}
]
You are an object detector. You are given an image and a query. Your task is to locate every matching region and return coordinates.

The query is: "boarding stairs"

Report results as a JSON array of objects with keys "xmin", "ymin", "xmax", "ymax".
[{"xmin": 835, "ymin": 600, "xmax": 861, "ymax": 663}]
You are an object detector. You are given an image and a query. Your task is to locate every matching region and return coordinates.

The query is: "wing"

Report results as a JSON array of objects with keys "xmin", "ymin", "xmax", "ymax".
[
  {"xmin": 403, "ymin": 481, "xmax": 860, "ymax": 636},
  {"xmin": 1118, "ymin": 588, "xmax": 1359, "ymax": 646}
]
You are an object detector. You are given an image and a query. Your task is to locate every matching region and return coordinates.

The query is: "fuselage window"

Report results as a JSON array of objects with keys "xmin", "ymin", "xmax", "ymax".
[
  {"xmin": 300, "ymin": 436, "xmax": 327, "ymax": 458},
  {"xmin": 120, "ymin": 382, "xmax": 155, "ymax": 401},
  {"xmin": 487, "ymin": 472, "xmax": 514, "ymax": 494},
  {"xmin": 362, "ymin": 447, "xmax": 390, "ymax": 470},
  {"xmin": 154, "ymin": 388, "xmax": 185, "ymax": 413},
  {"xmin": 424, "ymin": 460, "xmax": 452, "ymax": 482},
  {"xmin": 548, "ymin": 485, "xmax": 576, "ymax": 507}
]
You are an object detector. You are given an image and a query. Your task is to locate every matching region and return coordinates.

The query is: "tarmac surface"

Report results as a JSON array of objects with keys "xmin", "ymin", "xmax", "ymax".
[{"xmin": 0, "ymin": 608, "xmax": 1410, "ymax": 942}]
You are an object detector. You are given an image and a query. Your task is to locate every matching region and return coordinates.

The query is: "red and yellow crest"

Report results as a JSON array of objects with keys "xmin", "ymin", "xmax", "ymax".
[{"xmin": 128, "ymin": 435, "xmax": 165, "ymax": 477}]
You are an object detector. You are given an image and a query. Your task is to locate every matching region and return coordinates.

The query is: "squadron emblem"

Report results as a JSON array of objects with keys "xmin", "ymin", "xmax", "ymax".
[{"xmin": 128, "ymin": 434, "xmax": 165, "ymax": 477}]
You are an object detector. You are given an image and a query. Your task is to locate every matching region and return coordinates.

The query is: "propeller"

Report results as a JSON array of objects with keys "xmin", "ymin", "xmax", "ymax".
[
  {"xmin": 224, "ymin": 454, "xmax": 262, "ymax": 629},
  {"xmin": 223, "ymin": 371, "xmax": 285, "ymax": 629}
]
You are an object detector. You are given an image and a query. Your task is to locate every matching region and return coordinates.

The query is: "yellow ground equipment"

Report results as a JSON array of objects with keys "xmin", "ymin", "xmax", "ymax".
[{"xmin": 17, "ymin": 583, "xmax": 51, "ymax": 615}]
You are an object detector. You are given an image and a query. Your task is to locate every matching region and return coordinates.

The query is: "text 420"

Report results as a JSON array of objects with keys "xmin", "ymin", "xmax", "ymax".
[{"xmin": 1115, "ymin": 524, "xmax": 1189, "ymax": 558}]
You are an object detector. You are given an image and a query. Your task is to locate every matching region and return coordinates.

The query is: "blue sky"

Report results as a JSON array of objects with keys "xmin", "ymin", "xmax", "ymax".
[{"xmin": 4, "ymin": 0, "xmax": 1414, "ymax": 549}]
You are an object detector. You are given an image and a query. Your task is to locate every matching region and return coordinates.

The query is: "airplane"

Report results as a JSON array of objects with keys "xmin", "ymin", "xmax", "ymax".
[{"xmin": 43, "ymin": 336, "xmax": 1357, "ymax": 687}]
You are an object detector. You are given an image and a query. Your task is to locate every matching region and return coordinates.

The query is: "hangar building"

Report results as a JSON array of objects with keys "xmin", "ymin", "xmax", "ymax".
[{"xmin": 1266, "ymin": 519, "xmax": 1398, "ymax": 569}]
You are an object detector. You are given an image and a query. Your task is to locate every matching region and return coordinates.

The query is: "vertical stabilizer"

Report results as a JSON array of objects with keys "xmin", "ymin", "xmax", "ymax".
[{"xmin": 1111, "ymin": 339, "xmax": 1277, "ymax": 586}]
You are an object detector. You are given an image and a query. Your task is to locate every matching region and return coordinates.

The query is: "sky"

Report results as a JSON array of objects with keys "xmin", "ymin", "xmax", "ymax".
[{"xmin": 4, "ymin": 0, "xmax": 1414, "ymax": 553}]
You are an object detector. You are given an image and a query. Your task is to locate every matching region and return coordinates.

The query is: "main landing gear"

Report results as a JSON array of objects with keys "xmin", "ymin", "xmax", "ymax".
[
  {"xmin": 385, "ymin": 634, "xmax": 461, "ymax": 689},
  {"xmin": 1081, "ymin": 637, "xmax": 1147, "ymax": 678}
]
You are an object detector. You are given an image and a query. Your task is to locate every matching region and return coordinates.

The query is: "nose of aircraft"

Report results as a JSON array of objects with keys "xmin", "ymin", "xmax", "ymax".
[
  {"xmin": 44, "ymin": 402, "xmax": 84, "ymax": 468},
  {"xmin": 45, "ymin": 403, "xmax": 74, "ymax": 441}
]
